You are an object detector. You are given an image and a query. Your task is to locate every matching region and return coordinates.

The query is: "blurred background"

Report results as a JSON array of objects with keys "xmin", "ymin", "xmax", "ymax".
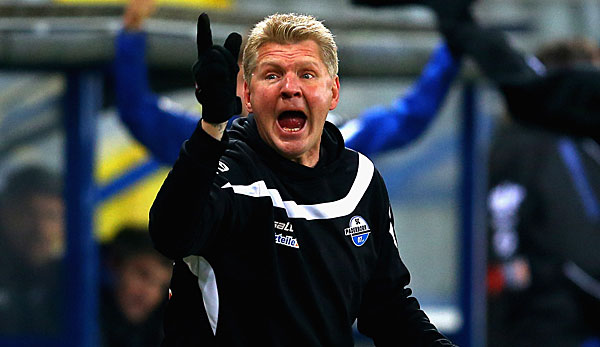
[{"xmin": 0, "ymin": 0, "xmax": 598, "ymax": 346}]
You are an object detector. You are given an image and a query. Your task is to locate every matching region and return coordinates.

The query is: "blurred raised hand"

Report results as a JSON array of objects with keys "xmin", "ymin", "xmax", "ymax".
[{"xmin": 123, "ymin": 0, "xmax": 157, "ymax": 31}]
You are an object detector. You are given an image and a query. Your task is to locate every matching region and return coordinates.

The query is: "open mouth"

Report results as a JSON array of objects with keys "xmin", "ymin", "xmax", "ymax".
[{"xmin": 277, "ymin": 111, "xmax": 307, "ymax": 133}]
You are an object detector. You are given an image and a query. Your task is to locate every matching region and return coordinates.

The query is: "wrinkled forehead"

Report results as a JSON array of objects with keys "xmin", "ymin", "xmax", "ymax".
[{"xmin": 256, "ymin": 40, "xmax": 323, "ymax": 64}]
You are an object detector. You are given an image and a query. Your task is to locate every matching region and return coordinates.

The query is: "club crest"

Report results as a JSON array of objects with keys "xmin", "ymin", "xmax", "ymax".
[{"xmin": 344, "ymin": 216, "xmax": 371, "ymax": 247}]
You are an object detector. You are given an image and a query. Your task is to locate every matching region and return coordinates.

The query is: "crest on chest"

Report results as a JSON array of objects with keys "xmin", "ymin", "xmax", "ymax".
[{"xmin": 344, "ymin": 216, "xmax": 371, "ymax": 247}]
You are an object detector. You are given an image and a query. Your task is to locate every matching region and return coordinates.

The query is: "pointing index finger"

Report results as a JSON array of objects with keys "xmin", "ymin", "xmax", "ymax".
[{"xmin": 196, "ymin": 13, "xmax": 213, "ymax": 58}]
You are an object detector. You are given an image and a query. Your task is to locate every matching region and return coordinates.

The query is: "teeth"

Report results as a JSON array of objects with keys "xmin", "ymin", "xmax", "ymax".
[{"xmin": 283, "ymin": 127, "xmax": 301, "ymax": 132}]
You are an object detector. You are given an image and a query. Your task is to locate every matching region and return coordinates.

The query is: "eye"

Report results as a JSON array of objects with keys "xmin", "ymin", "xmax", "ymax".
[
  {"xmin": 301, "ymin": 73, "xmax": 314, "ymax": 79},
  {"xmin": 265, "ymin": 73, "xmax": 278, "ymax": 80}
]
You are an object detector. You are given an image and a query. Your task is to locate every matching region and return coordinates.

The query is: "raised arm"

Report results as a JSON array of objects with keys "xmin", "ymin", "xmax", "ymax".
[
  {"xmin": 114, "ymin": 0, "xmax": 200, "ymax": 164},
  {"xmin": 498, "ymin": 68, "xmax": 600, "ymax": 140},
  {"xmin": 427, "ymin": 0, "xmax": 600, "ymax": 139},
  {"xmin": 149, "ymin": 13, "xmax": 242, "ymax": 259},
  {"xmin": 341, "ymin": 43, "xmax": 460, "ymax": 158}
]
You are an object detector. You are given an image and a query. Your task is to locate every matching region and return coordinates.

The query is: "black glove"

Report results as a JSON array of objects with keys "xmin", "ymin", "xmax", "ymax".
[{"xmin": 192, "ymin": 13, "xmax": 242, "ymax": 124}]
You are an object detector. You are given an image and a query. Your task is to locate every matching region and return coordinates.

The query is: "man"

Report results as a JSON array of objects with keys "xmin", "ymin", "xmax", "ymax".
[
  {"xmin": 114, "ymin": 0, "xmax": 460, "ymax": 163},
  {"xmin": 100, "ymin": 226, "xmax": 172, "ymax": 347},
  {"xmin": 149, "ymin": 13, "xmax": 456, "ymax": 346},
  {"xmin": 485, "ymin": 38, "xmax": 600, "ymax": 347},
  {"xmin": 0, "ymin": 165, "xmax": 64, "ymax": 334},
  {"xmin": 420, "ymin": 2, "xmax": 600, "ymax": 345}
]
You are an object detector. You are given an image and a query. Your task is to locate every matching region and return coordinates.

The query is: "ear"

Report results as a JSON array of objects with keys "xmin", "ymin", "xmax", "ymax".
[
  {"xmin": 329, "ymin": 75, "xmax": 340, "ymax": 111},
  {"xmin": 243, "ymin": 80, "xmax": 253, "ymax": 113}
]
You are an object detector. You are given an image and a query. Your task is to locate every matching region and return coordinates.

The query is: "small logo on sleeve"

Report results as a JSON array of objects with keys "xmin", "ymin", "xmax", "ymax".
[
  {"xmin": 344, "ymin": 216, "xmax": 371, "ymax": 247},
  {"xmin": 217, "ymin": 161, "xmax": 229, "ymax": 173}
]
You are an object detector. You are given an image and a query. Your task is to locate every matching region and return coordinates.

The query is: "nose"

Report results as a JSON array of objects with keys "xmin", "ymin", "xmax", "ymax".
[{"xmin": 281, "ymin": 73, "xmax": 302, "ymax": 99}]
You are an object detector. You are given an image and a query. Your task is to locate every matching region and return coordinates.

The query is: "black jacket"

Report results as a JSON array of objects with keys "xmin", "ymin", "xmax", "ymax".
[
  {"xmin": 149, "ymin": 115, "xmax": 452, "ymax": 346},
  {"xmin": 487, "ymin": 123, "xmax": 600, "ymax": 347}
]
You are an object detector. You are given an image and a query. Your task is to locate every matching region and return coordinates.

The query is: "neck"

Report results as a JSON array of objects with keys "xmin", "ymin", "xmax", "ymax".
[{"xmin": 289, "ymin": 148, "xmax": 320, "ymax": 168}]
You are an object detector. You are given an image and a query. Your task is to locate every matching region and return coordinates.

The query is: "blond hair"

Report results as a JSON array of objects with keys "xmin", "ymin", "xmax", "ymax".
[{"xmin": 243, "ymin": 13, "xmax": 338, "ymax": 84}]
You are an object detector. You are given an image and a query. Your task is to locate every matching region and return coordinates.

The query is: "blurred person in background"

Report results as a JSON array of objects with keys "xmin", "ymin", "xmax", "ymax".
[
  {"xmin": 100, "ymin": 226, "xmax": 172, "ymax": 347},
  {"xmin": 485, "ymin": 38, "xmax": 600, "ymax": 347},
  {"xmin": 114, "ymin": 0, "xmax": 461, "ymax": 164},
  {"xmin": 421, "ymin": 1, "xmax": 600, "ymax": 345},
  {"xmin": 0, "ymin": 164, "xmax": 64, "ymax": 334}
]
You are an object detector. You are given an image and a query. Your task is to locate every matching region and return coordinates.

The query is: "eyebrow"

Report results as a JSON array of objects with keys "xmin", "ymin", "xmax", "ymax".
[{"xmin": 257, "ymin": 59, "xmax": 322, "ymax": 71}]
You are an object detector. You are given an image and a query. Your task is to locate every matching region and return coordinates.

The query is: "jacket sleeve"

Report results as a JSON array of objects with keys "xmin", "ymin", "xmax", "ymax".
[
  {"xmin": 114, "ymin": 30, "xmax": 200, "ymax": 165},
  {"xmin": 148, "ymin": 122, "xmax": 232, "ymax": 259},
  {"xmin": 500, "ymin": 69, "xmax": 600, "ymax": 140},
  {"xmin": 357, "ymin": 172, "xmax": 456, "ymax": 346},
  {"xmin": 439, "ymin": 18, "xmax": 600, "ymax": 140},
  {"xmin": 341, "ymin": 43, "xmax": 460, "ymax": 158}
]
